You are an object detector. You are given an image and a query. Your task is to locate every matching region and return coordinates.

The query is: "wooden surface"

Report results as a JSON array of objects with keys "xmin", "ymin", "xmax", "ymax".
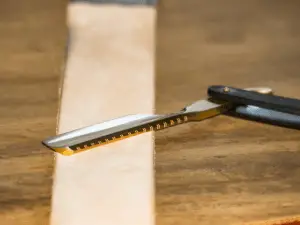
[
  {"xmin": 0, "ymin": 0, "xmax": 67, "ymax": 224},
  {"xmin": 155, "ymin": 1, "xmax": 300, "ymax": 225},
  {"xmin": 1, "ymin": 0, "xmax": 300, "ymax": 225}
]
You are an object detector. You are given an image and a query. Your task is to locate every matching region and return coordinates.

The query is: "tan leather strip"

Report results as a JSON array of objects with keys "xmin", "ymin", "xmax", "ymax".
[{"xmin": 51, "ymin": 4, "xmax": 156, "ymax": 225}]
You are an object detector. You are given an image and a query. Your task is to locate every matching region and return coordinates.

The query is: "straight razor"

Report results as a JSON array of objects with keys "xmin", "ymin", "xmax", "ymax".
[{"xmin": 42, "ymin": 87, "xmax": 272, "ymax": 156}]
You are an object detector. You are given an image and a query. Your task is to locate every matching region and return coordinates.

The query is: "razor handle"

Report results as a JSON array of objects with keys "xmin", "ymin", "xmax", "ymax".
[{"xmin": 208, "ymin": 85, "xmax": 300, "ymax": 116}]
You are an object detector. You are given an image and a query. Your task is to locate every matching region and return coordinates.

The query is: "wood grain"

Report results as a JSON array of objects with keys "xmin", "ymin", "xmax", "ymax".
[
  {"xmin": 155, "ymin": 1, "xmax": 300, "ymax": 225},
  {"xmin": 1, "ymin": 0, "xmax": 300, "ymax": 225},
  {"xmin": 0, "ymin": 0, "xmax": 67, "ymax": 224}
]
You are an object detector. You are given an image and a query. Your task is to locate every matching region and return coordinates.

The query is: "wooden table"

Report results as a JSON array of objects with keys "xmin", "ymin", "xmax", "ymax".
[
  {"xmin": 156, "ymin": 1, "xmax": 300, "ymax": 225},
  {"xmin": 0, "ymin": 0, "xmax": 66, "ymax": 224},
  {"xmin": 1, "ymin": 0, "xmax": 300, "ymax": 224}
]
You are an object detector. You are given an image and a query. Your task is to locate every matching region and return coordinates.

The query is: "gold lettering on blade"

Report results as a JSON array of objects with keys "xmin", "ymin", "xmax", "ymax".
[
  {"xmin": 177, "ymin": 118, "xmax": 181, "ymax": 123},
  {"xmin": 156, "ymin": 124, "xmax": 161, "ymax": 129},
  {"xmin": 170, "ymin": 120, "xmax": 175, "ymax": 125},
  {"xmin": 163, "ymin": 122, "xmax": 168, "ymax": 128},
  {"xmin": 142, "ymin": 128, "xmax": 147, "ymax": 132}
]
